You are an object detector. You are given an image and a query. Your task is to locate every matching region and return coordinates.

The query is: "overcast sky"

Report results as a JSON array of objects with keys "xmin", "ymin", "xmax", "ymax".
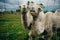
[{"xmin": 0, "ymin": 0, "xmax": 60, "ymax": 11}]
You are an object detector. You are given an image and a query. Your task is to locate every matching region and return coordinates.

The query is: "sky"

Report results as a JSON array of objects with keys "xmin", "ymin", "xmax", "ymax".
[{"xmin": 0, "ymin": 0, "xmax": 60, "ymax": 11}]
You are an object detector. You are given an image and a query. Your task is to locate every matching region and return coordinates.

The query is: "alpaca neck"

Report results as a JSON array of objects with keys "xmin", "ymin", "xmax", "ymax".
[{"xmin": 22, "ymin": 11, "xmax": 27, "ymax": 29}]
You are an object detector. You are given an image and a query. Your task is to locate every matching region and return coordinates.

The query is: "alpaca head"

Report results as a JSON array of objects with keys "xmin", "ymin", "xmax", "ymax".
[
  {"xmin": 20, "ymin": 4, "xmax": 28, "ymax": 14},
  {"xmin": 28, "ymin": 3, "xmax": 44, "ymax": 21}
]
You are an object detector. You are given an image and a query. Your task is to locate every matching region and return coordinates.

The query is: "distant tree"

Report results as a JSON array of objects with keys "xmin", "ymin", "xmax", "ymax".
[
  {"xmin": 11, "ymin": 10, "xmax": 13, "ymax": 14},
  {"xmin": 52, "ymin": 10, "xmax": 55, "ymax": 13},
  {"xmin": 16, "ymin": 9, "xmax": 20, "ymax": 12},
  {"xmin": 0, "ymin": 11, "xmax": 2, "ymax": 14},
  {"xmin": 44, "ymin": 10, "xmax": 48, "ymax": 13}
]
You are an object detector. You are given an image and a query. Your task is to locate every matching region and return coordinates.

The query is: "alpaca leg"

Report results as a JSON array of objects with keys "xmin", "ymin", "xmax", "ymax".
[
  {"xmin": 47, "ymin": 30, "xmax": 52, "ymax": 40},
  {"xmin": 28, "ymin": 31, "xmax": 32, "ymax": 40},
  {"xmin": 44, "ymin": 29, "xmax": 52, "ymax": 40},
  {"xmin": 28, "ymin": 36, "xmax": 32, "ymax": 40},
  {"xmin": 56, "ymin": 28, "xmax": 60, "ymax": 40},
  {"xmin": 28, "ymin": 35, "xmax": 35, "ymax": 40}
]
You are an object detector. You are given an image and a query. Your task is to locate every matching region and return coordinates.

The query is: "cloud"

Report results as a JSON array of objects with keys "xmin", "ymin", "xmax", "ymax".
[
  {"xmin": 21, "ymin": 0, "xmax": 40, "ymax": 5},
  {"xmin": 39, "ymin": 0, "xmax": 60, "ymax": 6},
  {"xmin": 0, "ymin": 0, "xmax": 60, "ymax": 11},
  {"xmin": 0, "ymin": 2, "xmax": 18, "ymax": 9},
  {"xmin": 21, "ymin": 0, "xmax": 59, "ymax": 6},
  {"xmin": 0, "ymin": 9, "xmax": 1, "ymax": 11},
  {"xmin": 8, "ymin": 0, "xmax": 22, "ymax": 5},
  {"xmin": 0, "ymin": 0, "xmax": 22, "ymax": 11}
]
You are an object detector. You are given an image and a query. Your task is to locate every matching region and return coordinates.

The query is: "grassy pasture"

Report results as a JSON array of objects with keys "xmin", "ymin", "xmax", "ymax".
[
  {"xmin": 0, "ymin": 12, "xmax": 56, "ymax": 40},
  {"xmin": 0, "ymin": 13, "xmax": 29, "ymax": 40}
]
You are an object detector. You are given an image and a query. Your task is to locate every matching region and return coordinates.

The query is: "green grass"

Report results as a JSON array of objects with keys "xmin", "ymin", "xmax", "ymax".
[{"xmin": 0, "ymin": 13, "xmax": 28, "ymax": 40}]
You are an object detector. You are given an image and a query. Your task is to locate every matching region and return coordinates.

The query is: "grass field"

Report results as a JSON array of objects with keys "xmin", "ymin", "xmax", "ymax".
[
  {"xmin": 0, "ymin": 13, "xmax": 29, "ymax": 40},
  {"xmin": 0, "ymin": 12, "xmax": 57, "ymax": 40}
]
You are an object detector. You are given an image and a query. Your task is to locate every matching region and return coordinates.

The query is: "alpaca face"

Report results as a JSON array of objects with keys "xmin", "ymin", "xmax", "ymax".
[
  {"xmin": 28, "ymin": 4, "xmax": 44, "ymax": 19},
  {"xmin": 21, "ymin": 5, "xmax": 28, "ymax": 14}
]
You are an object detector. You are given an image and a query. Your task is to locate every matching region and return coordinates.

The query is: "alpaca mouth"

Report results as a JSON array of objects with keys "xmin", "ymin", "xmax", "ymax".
[
  {"xmin": 30, "ymin": 10, "xmax": 36, "ymax": 15},
  {"xmin": 30, "ymin": 10, "xmax": 35, "ymax": 12}
]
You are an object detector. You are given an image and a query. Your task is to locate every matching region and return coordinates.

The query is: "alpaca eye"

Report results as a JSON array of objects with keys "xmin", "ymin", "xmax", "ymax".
[{"xmin": 38, "ymin": 8, "xmax": 41, "ymax": 11}]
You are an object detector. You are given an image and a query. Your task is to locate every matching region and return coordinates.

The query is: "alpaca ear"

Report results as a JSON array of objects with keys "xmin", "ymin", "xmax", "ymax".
[
  {"xmin": 39, "ymin": 3, "xmax": 44, "ymax": 8},
  {"xmin": 19, "ymin": 5, "xmax": 24, "ymax": 12}
]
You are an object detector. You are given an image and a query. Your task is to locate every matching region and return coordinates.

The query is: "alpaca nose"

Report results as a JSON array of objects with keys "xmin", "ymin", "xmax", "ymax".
[{"xmin": 30, "ymin": 10, "xmax": 35, "ymax": 12}]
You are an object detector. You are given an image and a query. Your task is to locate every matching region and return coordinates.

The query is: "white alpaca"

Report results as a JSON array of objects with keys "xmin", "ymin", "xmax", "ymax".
[
  {"xmin": 28, "ymin": 4, "xmax": 45, "ymax": 40},
  {"xmin": 20, "ymin": 4, "xmax": 28, "ymax": 29}
]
